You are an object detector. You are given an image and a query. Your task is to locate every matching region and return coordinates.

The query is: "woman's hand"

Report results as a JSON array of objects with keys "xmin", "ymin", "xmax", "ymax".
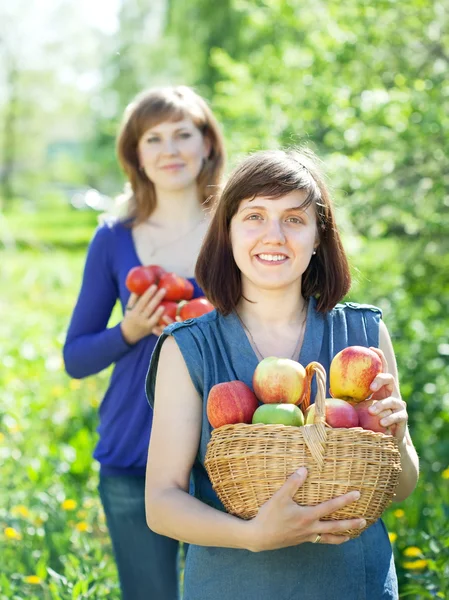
[
  {"xmin": 248, "ymin": 467, "xmax": 365, "ymax": 552},
  {"xmin": 368, "ymin": 347, "xmax": 408, "ymax": 442},
  {"xmin": 121, "ymin": 285, "xmax": 167, "ymax": 344}
]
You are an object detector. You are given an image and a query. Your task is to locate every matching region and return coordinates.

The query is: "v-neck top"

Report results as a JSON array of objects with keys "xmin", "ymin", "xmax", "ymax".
[
  {"xmin": 63, "ymin": 219, "xmax": 203, "ymax": 476},
  {"xmin": 146, "ymin": 298, "xmax": 399, "ymax": 599}
]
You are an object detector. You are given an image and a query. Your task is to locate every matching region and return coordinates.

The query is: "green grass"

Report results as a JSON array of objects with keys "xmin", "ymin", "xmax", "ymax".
[{"xmin": 1, "ymin": 206, "xmax": 447, "ymax": 599}]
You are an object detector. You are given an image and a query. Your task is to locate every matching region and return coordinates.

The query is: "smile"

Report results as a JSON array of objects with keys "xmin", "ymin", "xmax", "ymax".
[{"xmin": 256, "ymin": 253, "xmax": 288, "ymax": 264}]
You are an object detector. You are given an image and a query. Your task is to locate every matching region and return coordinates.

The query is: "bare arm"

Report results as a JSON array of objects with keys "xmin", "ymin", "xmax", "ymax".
[
  {"xmin": 370, "ymin": 320, "xmax": 419, "ymax": 502},
  {"xmin": 145, "ymin": 336, "xmax": 366, "ymax": 551}
]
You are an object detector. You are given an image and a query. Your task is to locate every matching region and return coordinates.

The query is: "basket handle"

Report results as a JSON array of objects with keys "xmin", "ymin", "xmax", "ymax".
[{"xmin": 300, "ymin": 362, "xmax": 328, "ymax": 469}]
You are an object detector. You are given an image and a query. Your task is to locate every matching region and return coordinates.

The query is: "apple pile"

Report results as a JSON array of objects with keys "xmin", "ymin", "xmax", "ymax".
[
  {"xmin": 125, "ymin": 264, "xmax": 214, "ymax": 325},
  {"xmin": 207, "ymin": 346, "xmax": 394, "ymax": 435}
]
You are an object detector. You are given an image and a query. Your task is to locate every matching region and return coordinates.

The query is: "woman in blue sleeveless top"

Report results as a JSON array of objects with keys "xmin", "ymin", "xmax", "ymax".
[{"xmin": 145, "ymin": 149, "xmax": 419, "ymax": 600}]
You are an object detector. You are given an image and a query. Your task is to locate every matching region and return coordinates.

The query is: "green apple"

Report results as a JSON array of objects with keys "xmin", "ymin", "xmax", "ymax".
[{"xmin": 252, "ymin": 403, "xmax": 304, "ymax": 426}]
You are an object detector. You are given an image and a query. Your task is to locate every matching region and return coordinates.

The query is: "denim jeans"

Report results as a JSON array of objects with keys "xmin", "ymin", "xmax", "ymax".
[{"xmin": 99, "ymin": 474, "xmax": 184, "ymax": 600}]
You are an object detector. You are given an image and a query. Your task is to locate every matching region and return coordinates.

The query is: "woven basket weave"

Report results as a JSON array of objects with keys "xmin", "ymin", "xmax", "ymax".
[{"xmin": 205, "ymin": 364, "xmax": 402, "ymax": 538}]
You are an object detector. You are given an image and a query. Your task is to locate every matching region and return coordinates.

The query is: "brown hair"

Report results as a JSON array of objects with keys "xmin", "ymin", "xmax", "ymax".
[
  {"xmin": 195, "ymin": 149, "xmax": 351, "ymax": 314},
  {"xmin": 116, "ymin": 86, "xmax": 226, "ymax": 224}
]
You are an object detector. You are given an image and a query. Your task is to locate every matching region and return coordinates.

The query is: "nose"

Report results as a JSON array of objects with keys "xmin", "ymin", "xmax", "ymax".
[
  {"xmin": 262, "ymin": 218, "xmax": 286, "ymax": 244},
  {"xmin": 160, "ymin": 137, "xmax": 178, "ymax": 155}
]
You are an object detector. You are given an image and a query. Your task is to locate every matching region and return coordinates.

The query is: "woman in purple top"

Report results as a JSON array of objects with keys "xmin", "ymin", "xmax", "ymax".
[{"xmin": 63, "ymin": 86, "xmax": 226, "ymax": 600}]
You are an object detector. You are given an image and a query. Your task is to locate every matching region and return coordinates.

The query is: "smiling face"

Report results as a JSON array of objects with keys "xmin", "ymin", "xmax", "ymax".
[
  {"xmin": 230, "ymin": 190, "xmax": 318, "ymax": 296},
  {"xmin": 137, "ymin": 117, "xmax": 211, "ymax": 194}
]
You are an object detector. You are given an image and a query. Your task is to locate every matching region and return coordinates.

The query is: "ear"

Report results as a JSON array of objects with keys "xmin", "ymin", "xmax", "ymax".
[{"xmin": 203, "ymin": 135, "xmax": 212, "ymax": 159}]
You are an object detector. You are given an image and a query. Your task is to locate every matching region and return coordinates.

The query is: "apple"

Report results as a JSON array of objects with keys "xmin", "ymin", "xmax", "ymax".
[
  {"xmin": 125, "ymin": 266, "xmax": 157, "ymax": 295},
  {"xmin": 158, "ymin": 272, "xmax": 194, "ymax": 302},
  {"xmin": 252, "ymin": 403, "xmax": 304, "ymax": 427},
  {"xmin": 329, "ymin": 346, "xmax": 382, "ymax": 403},
  {"xmin": 354, "ymin": 399, "xmax": 396, "ymax": 435},
  {"xmin": 157, "ymin": 300, "xmax": 179, "ymax": 327},
  {"xmin": 179, "ymin": 297, "xmax": 214, "ymax": 320},
  {"xmin": 253, "ymin": 357, "xmax": 307, "ymax": 405},
  {"xmin": 305, "ymin": 398, "xmax": 359, "ymax": 428},
  {"xmin": 207, "ymin": 381, "xmax": 259, "ymax": 429}
]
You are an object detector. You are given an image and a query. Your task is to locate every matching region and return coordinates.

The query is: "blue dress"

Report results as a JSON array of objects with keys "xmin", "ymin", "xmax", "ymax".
[{"xmin": 146, "ymin": 298, "xmax": 399, "ymax": 600}]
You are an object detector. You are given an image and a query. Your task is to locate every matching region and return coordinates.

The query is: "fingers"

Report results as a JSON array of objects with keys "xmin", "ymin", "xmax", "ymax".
[
  {"xmin": 126, "ymin": 292, "xmax": 138, "ymax": 310},
  {"xmin": 312, "ymin": 533, "xmax": 351, "ymax": 545},
  {"xmin": 274, "ymin": 467, "xmax": 308, "ymax": 501},
  {"xmin": 313, "ymin": 490, "xmax": 360, "ymax": 520}
]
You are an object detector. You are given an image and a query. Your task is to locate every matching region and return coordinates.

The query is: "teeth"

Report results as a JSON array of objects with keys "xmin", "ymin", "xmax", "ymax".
[{"xmin": 258, "ymin": 254, "xmax": 286, "ymax": 262}]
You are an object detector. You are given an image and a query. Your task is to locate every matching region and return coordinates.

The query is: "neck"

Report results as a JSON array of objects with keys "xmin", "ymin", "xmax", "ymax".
[
  {"xmin": 150, "ymin": 185, "xmax": 204, "ymax": 225},
  {"xmin": 237, "ymin": 285, "xmax": 307, "ymax": 331}
]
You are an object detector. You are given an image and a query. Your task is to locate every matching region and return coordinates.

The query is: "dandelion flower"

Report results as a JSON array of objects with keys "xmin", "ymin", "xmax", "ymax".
[
  {"xmin": 75, "ymin": 521, "xmax": 90, "ymax": 532},
  {"xmin": 4, "ymin": 527, "xmax": 22, "ymax": 540},
  {"xmin": 388, "ymin": 532, "xmax": 397, "ymax": 543},
  {"xmin": 61, "ymin": 499, "xmax": 77, "ymax": 511},
  {"xmin": 12, "ymin": 505, "xmax": 30, "ymax": 518},
  {"xmin": 393, "ymin": 509, "xmax": 405, "ymax": 518},
  {"xmin": 24, "ymin": 576, "xmax": 42, "ymax": 585},
  {"xmin": 403, "ymin": 546, "xmax": 422, "ymax": 557},
  {"xmin": 442, "ymin": 467, "xmax": 449, "ymax": 480},
  {"xmin": 402, "ymin": 559, "xmax": 428, "ymax": 570}
]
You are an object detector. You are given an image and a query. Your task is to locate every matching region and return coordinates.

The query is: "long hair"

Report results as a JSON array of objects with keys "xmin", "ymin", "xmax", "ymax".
[
  {"xmin": 195, "ymin": 149, "xmax": 351, "ymax": 313},
  {"xmin": 116, "ymin": 86, "xmax": 226, "ymax": 224}
]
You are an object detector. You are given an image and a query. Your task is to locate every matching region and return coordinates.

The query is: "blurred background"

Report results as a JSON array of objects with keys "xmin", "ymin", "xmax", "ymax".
[{"xmin": 1, "ymin": 0, "xmax": 448, "ymax": 598}]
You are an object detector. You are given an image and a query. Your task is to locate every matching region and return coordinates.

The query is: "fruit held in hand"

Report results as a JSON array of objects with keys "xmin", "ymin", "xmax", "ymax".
[
  {"xmin": 329, "ymin": 346, "xmax": 382, "ymax": 403},
  {"xmin": 252, "ymin": 403, "xmax": 304, "ymax": 426},
  {"xmin": 253, "ymin": 357, "xmax": 307, "ymax": 405},
  {"xmin": 207, "ymin": 381, "xmax": 259, "ymax": 429},
  {"xmin": 179, "ymin": 297, "xmax": 214, "ymax": 320},
  {"xmin": 354, "ymin": 399, "xmax": 396, "ymax": 434},
  {"xmin": 305, "ymin": 398, "xmax": 359, "ymax": 428},
  {"xmin": 158, "ymin": 272, "xmax": 194, "ymax": 302},
  {"xmin": 125, "ymin": 266, "xmax": 157, "ymax": 295},
  {"xmin": 158, "ymin": 301, "xmax": 178, "ymax": 327}
]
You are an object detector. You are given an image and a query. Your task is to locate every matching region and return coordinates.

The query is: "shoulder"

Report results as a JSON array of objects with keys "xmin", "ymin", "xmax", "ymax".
[
  {"xmin": 163, "ymin": 309, "xmax": 220, "ymax": 338},
  {"xmin": 330, "ymin": 301, "xmax": 382, "ymax": 318},
  {"xmin": 89, "ymin": 217, "xmax": 131, "ymax": 252}
]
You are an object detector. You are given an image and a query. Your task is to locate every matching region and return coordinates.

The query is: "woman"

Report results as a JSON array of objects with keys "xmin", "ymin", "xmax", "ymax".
[
  {"xmin": 145, "ymin": 149, "xmax": 419, "ymax": 599},
  {"xmin": 63, "ymin": 86, "xmax": 226, "ymax": 600}
]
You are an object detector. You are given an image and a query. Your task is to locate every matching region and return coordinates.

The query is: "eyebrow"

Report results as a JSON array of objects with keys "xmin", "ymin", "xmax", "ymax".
[
  {"xmin": 239, "ymin": 204, "xmax": 307, "ymax": 213},
  {"xmin": 146, "ymin": 125, "xmax": 191, "ymax": 135}
]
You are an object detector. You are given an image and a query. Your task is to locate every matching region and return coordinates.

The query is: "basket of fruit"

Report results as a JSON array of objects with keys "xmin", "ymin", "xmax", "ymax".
[{"xmin": 204, "ymin": 349, "xmax": 402, "ymax": 539}]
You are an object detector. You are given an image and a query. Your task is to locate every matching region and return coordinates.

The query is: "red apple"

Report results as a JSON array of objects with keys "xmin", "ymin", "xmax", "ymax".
[
  {"xmin": 329, "ymin": 346, "xmax": 382, "ymax": 403},
  {"xmin": 253, "ymin": 357, "xmax": 307, "ymax": 405},
  {"xmin": 354, "ymin": 399, "xmax": 396, "ymax": 435},
  {"xmin": 179, "ymin": 297, "xmax": 214, "ymax": 321},
  {"xmin": 157, "ymin": 300, "xmax": 179, "ymax": 327},
  {"xmin": 305, "ymin": 398, "xmax": 359, "ymax": 428},
  {"xmin": 125, "ymin": 266, "xmax": 157, "ymax": 295},
  {"xmin": 207, "ymin": 381, "xmax": 259, "ymax": 429}
]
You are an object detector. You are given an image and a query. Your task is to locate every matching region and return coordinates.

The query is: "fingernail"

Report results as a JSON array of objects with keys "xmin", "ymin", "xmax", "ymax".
[
  {"xmin": 359, "ymin": 520, "xmax": 366, "ymax": 528},
  {"xmin": 352, "ymin": 491, "xmax": 361, "ymax": 500},
  {"xmin": 370, "ymin": 382, "xmax": 378, "ymax": 391},
  {"xmin": 296, "ymin": 467, "xmax": 307, "ymax": 476}
]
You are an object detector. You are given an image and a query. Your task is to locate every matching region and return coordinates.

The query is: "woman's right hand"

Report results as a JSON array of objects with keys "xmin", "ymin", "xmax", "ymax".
[
  {"xmin": 121, "ymin": 285, "xmax": 167, "ymax": 345},
  {"xmin": 248, "ymin": 467, "xmax": 365, "ymax": 552}
]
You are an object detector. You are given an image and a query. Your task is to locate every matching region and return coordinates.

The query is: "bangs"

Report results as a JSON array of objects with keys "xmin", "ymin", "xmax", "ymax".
[
  {"xmin": 225, "ymin": 150, "xmax": 322, "ymax": 220},
  {"xmin": 132, "ymin": 94, "xmax": 207, "ymax": 139}
]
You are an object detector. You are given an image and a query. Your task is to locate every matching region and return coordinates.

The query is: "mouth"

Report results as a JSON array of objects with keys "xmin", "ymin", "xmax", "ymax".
[
  {"xmin": 160, "ymin": 164, "xmax": 185, "ymax": 171},
  {"xmin": 255, "ymin": 253, "xmax": 289, "ymax": 265}
]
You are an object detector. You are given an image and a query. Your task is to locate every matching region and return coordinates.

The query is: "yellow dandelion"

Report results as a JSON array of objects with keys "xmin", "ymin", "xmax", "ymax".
[
  {"xmin": 61, "ymin": 499, "xmax": 77, "ymax": 511},
  {"xmin": 393, "ymin": 509, "xmax": 405, "ymax": 518},
  {"xmin": 442, "ymin": 467, "xmax": 449, "ymax": 480},
  {"xmin": 402, "ymin": 559, "xmax": 428, "ymax": 570},
  {"xmin": 4, "ymin": 527, "xmax": 22, "ymax": 540},
  {"xmin": 12, "ymin": 505, "xmax": 30, "ymax": 518},
  {"xmin": 24, "ymin": 575, "xmax": 42, "ymax": 585},
  {"xmin": 69, "ymin": 380, "xmax": 82, "ymax": 391},
  {"xmin": 403, "ymin": 546, "xmax": 422, "ymax": 557},
  {"xmin": 388, "ymin": 532, "xmax": 397, "ymax": 543},
  {"xmin": 0, "ymin": 432, "xmax": 5, "ymax": 443},
  {"xmin": 75, "ymin": 521, "xmax": 90, "ymax": 532}
]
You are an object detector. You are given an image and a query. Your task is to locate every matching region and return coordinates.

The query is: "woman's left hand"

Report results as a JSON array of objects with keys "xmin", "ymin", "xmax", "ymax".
[{"xmin": 368, "ymin": 347, "xmax": 408, "ymax": 442}]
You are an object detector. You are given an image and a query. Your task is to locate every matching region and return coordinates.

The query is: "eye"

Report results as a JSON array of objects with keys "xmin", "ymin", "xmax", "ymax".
[
  {"xmin": 246, "ymin": 214, "xmax": 263, "ymax": 221},
  {"xmin": 286, "ymin": 216, "xmax": 303, "ymax": 224},
  {"xmin": 178, "ymin": 132, "xmax": 192, "ymax": 139},
  {"xmin": 145, "ymin": 136, "xmax": 159, "ymax": 143}
]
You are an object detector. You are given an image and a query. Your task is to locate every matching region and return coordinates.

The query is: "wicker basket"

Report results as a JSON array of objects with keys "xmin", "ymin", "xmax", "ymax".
[{"xmin": 205, "ymin": 364, "xmax": 402, "ymax": 538}]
